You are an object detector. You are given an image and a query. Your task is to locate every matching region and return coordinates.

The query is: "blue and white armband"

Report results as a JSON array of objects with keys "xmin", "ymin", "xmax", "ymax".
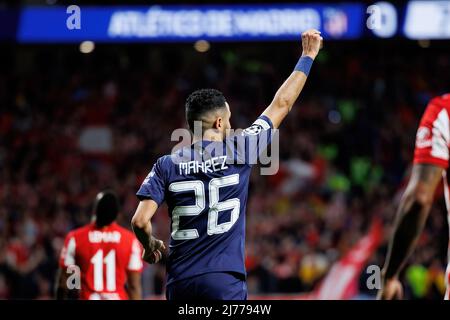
[{"xmin": 294, "ymin": 56, "xmax": 314, "ymax": 77}]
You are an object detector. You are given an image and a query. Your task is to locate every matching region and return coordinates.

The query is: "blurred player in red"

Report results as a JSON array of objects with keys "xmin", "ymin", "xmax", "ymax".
[
  {"xmin": 379, "ymin": 94, "xmax": 450, "ymax": 299},
  {"xmin": 56, "ymin": 190, "xmax": 143, "ymax": 300}
]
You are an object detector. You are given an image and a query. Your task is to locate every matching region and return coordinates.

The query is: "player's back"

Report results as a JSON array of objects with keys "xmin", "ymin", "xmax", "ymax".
[
  {"xmin": 137, "ymin": 115, "xmax": 274, "ymax": 285},
  {"xmin": 59, "ymin": 222, "xmax": 143, "ymax": 300},
  {"xmin": 143, "ymin": 141, "xmax": 251, "ymax": 285}
]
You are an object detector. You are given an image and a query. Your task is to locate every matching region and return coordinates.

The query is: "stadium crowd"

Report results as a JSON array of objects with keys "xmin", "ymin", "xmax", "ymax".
[{"xmin": 0, "ymin": 40, "xmax": 449, "ymax": 299}]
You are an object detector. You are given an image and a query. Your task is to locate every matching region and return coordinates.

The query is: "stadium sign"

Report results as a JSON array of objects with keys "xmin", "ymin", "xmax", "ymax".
[
  {"xmin": 12, "ymin": 2, "xmax": 450, "ymax": 43},
  {"xmin": 17, "ymin": 4, "xmax": 364, "ymax": 42}
]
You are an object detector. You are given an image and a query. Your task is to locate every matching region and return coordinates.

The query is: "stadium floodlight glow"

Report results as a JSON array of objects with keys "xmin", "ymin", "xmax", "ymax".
[
  {"xmin": 79, "ymin": 41, "xmax": 95, "ymax": 53},
  {"xmin": 194, "ymin": 40, "xmax": 210, "ymax": 52},
  {"xmin": 404, "ymin": 1, "xmax": 450, "ymax": 39}
]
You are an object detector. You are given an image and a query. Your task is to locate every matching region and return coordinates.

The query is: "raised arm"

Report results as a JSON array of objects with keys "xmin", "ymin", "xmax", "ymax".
[
  {"xmin": 131, "ymin": 200, "xmax": 166, "ymax": 264},
  {"xmin": 378, "ymin": 164, "xmax": 443, "ymax": 299},
  {"xmin": 262, "ymin": 29, "xmax": 322, "ymax": 129}
]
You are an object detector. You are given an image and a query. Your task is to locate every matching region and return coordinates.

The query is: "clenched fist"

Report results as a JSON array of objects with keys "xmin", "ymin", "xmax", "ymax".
[
  {"xmin": 142, "ymin": 236, "xmax": 166, "ymax": 264},
  {"xmin": 301, "ymin": 29, "xmax": 323, "ymax": 60}
]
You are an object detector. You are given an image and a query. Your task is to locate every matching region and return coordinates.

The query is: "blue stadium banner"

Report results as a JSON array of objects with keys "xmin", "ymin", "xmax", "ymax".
[{"xmin": 17, "ymin": 4, "xmax": 365, "ymax": 43}]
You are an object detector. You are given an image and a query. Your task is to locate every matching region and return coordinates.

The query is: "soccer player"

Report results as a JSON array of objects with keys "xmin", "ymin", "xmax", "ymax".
[
  {"xmin": 131, "ymin": 29, "xmax": 323, "ymax": 300},
  {"xmin": 379, "ymin": 94, "xmax": 450, "ymax": 300},
  {"xmin": 56, "ymin": 190, "xmax": 143, "ymax": 300}
]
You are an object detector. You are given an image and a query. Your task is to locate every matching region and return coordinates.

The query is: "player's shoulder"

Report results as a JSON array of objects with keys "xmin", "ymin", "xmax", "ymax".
[
  {"xmin": 110, "ymin": 224, "xmax": 137, "ymax": 247},
  {"xmin": 109, "ymin": 222, "xmax": 136, "ymax": 245},
  {"xmin": 66, "ymin": 223, "xmax": 93, "ymax": 239},
  {"xmin": 429, "ymin": 93, "xmax": 450, "ymax": 108},
  {"xmin": 144, "ymin": 154, "xmax": 174, "ymax": 181},
  {"xmin": 112, "ymin": 223, "xmax": 134, "ymax": 237},
  {"xmin": 167, "ymin": 146, "xmax": 197, "ymax": 168},
  {"xmin": 154, "ymin": 154, "xmax": 175, "ymax": 170},
  {"xmin": 157, "ymin": 154, "xmax": 172, "ymax": 163},
  {"xmin": 420, "ymin": 94, "xmax": 450, "ymax": 123}
]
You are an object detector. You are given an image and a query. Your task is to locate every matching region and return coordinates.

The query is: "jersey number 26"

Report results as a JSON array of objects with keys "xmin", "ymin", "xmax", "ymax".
[{"xmin": 168, "ymin": 174, "xmax": 240, "ymax": 240}]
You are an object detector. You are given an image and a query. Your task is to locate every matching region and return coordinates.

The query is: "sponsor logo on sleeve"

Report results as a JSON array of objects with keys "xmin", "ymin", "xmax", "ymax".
[{"xmin": 243, "ymin": 124, "xmax": 263, "ymax": 136}]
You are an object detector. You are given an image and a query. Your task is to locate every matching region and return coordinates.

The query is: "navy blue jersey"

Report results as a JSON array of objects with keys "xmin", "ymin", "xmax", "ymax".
[{"xmin": 136, "ymin": 115, "xmax": 273, "ymax": 285}]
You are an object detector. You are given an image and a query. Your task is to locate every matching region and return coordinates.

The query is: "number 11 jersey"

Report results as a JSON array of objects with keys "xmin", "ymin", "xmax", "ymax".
[{"xmin": 59, "ymin": 222, "xmax": 143, "ymax": 300}]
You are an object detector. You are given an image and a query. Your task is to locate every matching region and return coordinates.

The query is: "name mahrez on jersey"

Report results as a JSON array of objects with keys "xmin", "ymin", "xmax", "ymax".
[{"xmin": 178, "ymin": 156, "xmax": 228, "ymax": 175}]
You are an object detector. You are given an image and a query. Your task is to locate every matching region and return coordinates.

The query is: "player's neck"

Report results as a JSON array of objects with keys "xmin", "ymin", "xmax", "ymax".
[{"xmin": 192, "ymin": 130, "xmax": 224, "ymax": 143}]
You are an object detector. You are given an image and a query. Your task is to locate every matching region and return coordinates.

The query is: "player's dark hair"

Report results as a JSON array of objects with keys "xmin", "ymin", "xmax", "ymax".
[
  {"xmin": 185, "ymin": 88, "xmax": 227, "ymax": 132},
  {"xmin": 93, "ymin": 190, "xmax": 119, "ymax": 228}
]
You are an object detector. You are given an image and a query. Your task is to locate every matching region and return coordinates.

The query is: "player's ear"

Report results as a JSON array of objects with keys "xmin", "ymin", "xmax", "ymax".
[{"xmin": 213, "ymin": 117, "xmax": 222, "ymax": 130}]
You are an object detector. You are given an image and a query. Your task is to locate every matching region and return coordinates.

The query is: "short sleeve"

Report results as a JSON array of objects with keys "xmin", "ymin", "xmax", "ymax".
[
  {"xmin": 240, "ymin": 115, "xmax": 274, "ymax": 166},
  {"xmin": 136, "ymin": 157, "xmax": 167, "ymax": 205},
  {"xmin": 127, "ymin": 238, "xmax": 143, "ymax": 272},
  {"xmin": 59, "ymin": 233, "xmax": 76, "ymax": 268},
  {"xmin": 414, "ymin": 98, "xmax": 450, "ymax": 169}
]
